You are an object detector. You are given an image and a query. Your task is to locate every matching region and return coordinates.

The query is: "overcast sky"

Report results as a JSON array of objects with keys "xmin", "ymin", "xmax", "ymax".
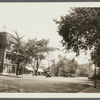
[{"xmin": 0, "ymin": 3, "xmax": 96, "ymax": 66}]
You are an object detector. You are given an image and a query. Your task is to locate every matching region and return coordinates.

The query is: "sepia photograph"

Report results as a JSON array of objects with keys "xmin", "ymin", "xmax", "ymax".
[{"xmin": 0, "ymin": 2, "xmax": 100, "ymax": 98}]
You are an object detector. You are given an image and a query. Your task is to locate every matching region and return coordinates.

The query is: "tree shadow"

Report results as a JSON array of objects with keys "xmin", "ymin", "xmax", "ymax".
[{"xmin": 0, "ymin": 74, "xmax": 22, "ymax": 78}]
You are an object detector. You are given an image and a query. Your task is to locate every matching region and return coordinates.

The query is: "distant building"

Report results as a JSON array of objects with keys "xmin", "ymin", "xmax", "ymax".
[
  {"xmin": 24, "ymin": 64, "xmax": 34, "ymax": 76},
  {"xmin": 34, "ymin": 68, "xmax": 44, "ymax": 76},
  {"xmin": 24, "ymin": 66, "xmax": 44, "ymax": 76}
]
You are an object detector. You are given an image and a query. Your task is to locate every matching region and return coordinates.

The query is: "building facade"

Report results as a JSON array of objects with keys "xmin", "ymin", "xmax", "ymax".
[{"xmin": 0, "ymin": 32, "xmax": 23, "ymax": 74}]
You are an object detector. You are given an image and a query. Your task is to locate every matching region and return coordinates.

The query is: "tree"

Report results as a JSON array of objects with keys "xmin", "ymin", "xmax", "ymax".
[
  {"xmin": 0, "ymin": 32, "xmax": 8, "ymax": 73},
  {"xmin": 55, "ymin": 55, "xmax": 66, "ymax": 76},
  {"xmin": 10, "ymin": 31, "xmax": 24, "ymax": 76},
  {"xmin": 54, "ymin": 8, "xmax": 100, "ymax": 87},
  {"xmin": 0, "ymin": 32, "xmax": 8, "ymax": 49},
  {"xmin": 67, "ymin": 58, "xmax": 78, "ymax": 75},
  {"xmin": 54, "ymin": 8, "xmax": 100, "ymax": 57},
  {"xmin": 76, "ymin": 63, "xmax": 93, "ymax": 77},
  {"xmin": 50, "ymin": 56, "xmax": 78, "ymax": 76},
  {"xmin": 50, "ymin": 59, "xmax": 56, "ymax": 76},
  {"xmin": 25, "ymin": 38, "xmax": 54, "ymax": 76}
]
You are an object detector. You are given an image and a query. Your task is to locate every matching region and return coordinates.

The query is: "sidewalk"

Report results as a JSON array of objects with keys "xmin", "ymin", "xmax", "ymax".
[{"xmin": 80, "ymin": 80, "xmax": 100, "ymax": 93}]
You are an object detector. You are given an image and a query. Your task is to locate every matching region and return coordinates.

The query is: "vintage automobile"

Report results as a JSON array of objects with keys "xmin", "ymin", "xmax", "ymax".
[
  {"xmin": 88, "ymin": 74, "xmax": 100, "ymax": 80},
  {"xmin": 46, "ymin": 71, "xmax": 52, "ymax": 78}
]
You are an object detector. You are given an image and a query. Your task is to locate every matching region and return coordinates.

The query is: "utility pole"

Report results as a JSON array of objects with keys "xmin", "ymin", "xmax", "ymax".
[{"xmin": 94, "ymin": 64, "xmax": 96, "ymax": 88}]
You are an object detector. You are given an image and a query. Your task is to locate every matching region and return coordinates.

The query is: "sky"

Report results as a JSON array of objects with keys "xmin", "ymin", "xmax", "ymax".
[{"xmin": 0, "ymin": 3, "xmax": 95, "ymax": 66}]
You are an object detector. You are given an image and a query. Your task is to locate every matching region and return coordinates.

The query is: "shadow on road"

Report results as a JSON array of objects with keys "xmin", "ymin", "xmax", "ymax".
[{"xmin": 0, "ymin": 74, "xmax": 22, "ymax": 78}]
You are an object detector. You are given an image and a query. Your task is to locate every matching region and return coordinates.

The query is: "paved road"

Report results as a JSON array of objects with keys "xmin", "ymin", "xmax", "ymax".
[{"xmin": 0, "ymin": 75, "xmax": 93, "ymax": 93}]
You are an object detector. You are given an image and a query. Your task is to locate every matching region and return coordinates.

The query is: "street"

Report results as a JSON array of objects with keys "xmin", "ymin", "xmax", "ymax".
[{"xmin": 0, "ymin": 75, "xmax": 93, "ymax": 93}]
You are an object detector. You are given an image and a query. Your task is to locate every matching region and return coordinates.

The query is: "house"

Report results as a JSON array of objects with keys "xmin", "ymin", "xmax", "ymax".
[
  {"xmin": 0, "ymin": 32, "xmax": 25, "ymax": 75},
  {"xmin": 24, "ymin": 65, "xmax": 34, "ymax": 76},
  {"xmin": 34, "ymin": 68, "xmax": 44, "ymax": 76}
]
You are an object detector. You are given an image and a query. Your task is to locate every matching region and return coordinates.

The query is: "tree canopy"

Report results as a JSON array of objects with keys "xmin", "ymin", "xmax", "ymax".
[
  {"xmin": 24, "ymin": 38, "xmax": 54, "ymax": 76},
  {"xmin": 55, "ymin": 8, "xmax": 100, "ymax": 66},
  {"xmin": 24, "ymin": 39, "xmax": 54, "ymax": 63},
  {"xmin": 0, "ymin": 32, "xmax": 8, "ymax": 49},
  {"xmin": 50, "ymin": 55, "xmax": 78, "ymax": 76}
]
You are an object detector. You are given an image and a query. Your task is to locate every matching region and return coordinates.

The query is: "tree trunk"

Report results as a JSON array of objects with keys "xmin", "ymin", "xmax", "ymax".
[
  {"xmin": 55, "ymin": 66, "xmax": 59, "ymax": 76},
  {"xmin": 16, "ymin": 62, "xmax": 20, "ymax": 76},
  {"xmin": 94, "ymin": 65, "xmax": 96, "ymax": 88},
  {"xmin": 36, "ymin": 59, "xmax": 39, "ymax": 76},
  {"xmin": 1, "ymin": 48, "xmax": 6, "ymax": 73}
]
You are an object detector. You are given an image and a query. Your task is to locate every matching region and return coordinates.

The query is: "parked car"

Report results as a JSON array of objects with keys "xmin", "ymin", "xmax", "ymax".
[
  {"xmin": 46, "ymin": 71, "xmax": 52, "ymax": 78},
  {"xmin": 69, "ymin": 74, "xmax": 74, "ymax": 77},
  {"xmin": 88, "ymin": 75, "xmax": 94, "ymax": 80},
  {"xmin": 88, "ymin": 74, "xmax": 100, "ymax": 80}
]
